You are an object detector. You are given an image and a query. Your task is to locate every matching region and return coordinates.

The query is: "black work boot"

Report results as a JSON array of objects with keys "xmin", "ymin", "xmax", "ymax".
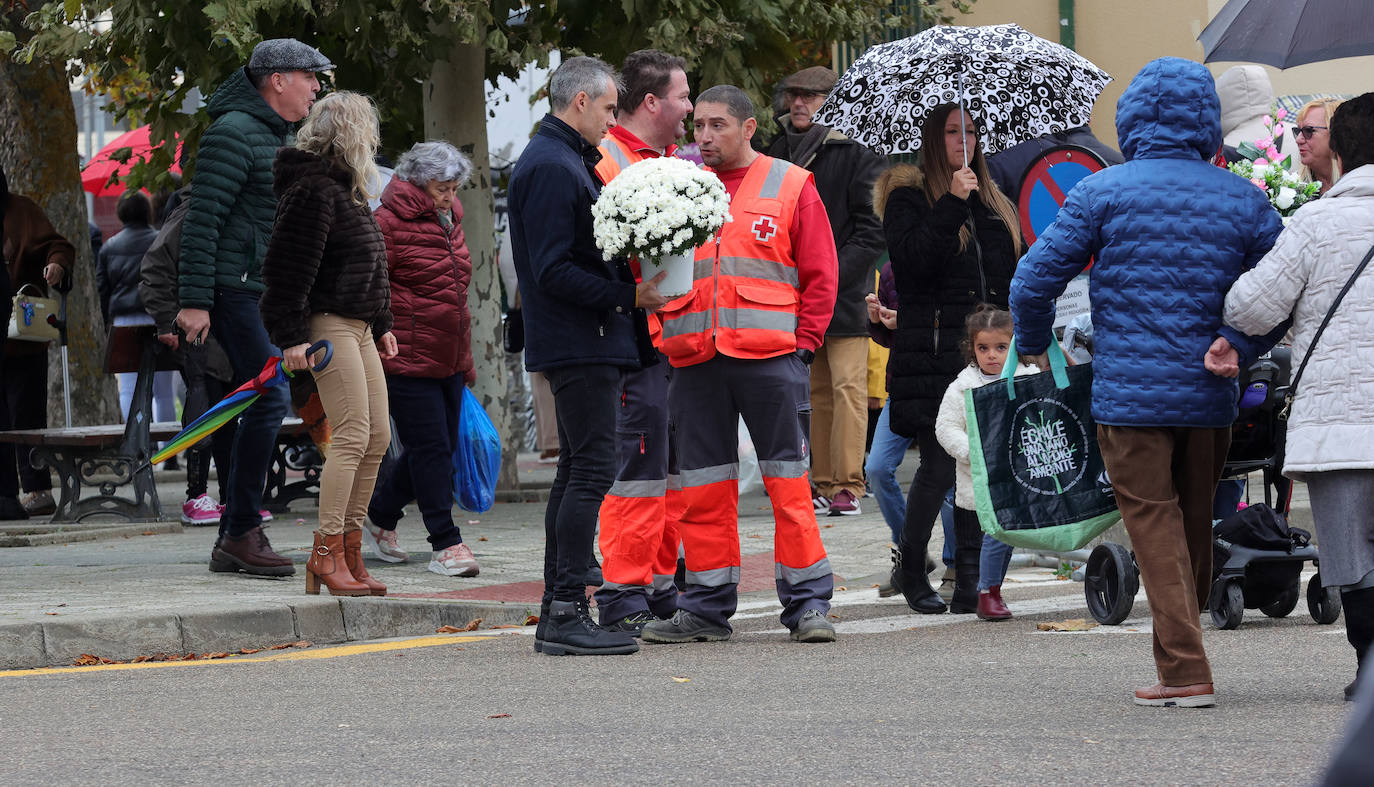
[
  {"xmin": 541, "ymin": 599, "xmax": 639, "ymax": 656},
  {"xmin": 949, "ymin": 509, "xmax": 984, "ymax": 614},
  {"xmin": 897, "ymin": 541, "xmax": 946, "ymax": 614},
  {"xmin": 1342, "ymin": 587, "xmax": 1374, "ymax": 700},
  {"xmin": 533, "ymin": 602, "xmax": 550, "ymax": 653}
]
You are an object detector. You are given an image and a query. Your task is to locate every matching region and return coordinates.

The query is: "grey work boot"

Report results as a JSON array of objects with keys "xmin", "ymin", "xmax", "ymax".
[
  {"xmin": 790, "ymin": 608, "xmax": 836, "ymax": 643},
  {"xmin": 641, "ymin": 609, "xmax": 732, "ymax": 644}
]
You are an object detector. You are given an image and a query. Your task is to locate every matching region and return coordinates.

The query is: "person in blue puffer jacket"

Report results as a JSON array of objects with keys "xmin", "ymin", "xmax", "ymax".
[{"xmin": 1010, "ymin": 57, "xmax": 1285, "ymax": 709}]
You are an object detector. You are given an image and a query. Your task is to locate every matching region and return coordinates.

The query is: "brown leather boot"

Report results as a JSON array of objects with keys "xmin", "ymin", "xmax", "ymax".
[
  {"xmin": 210, "ymin": 525, "xmax": 295, "ymax": 576},
  {"xmin": 305, "ymin": 531, "xmax": 371, "ymax": 596},
  {"xmin": 343, "ymin": 529, "xmax": 387, "ymax": 596}
]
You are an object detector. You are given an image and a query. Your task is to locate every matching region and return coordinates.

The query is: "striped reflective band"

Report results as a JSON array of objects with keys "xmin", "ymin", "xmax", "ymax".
[
  {"xmin": 599, "ymin": 141, "xmax": 630, "ymax": 170},
  {"xmin": 651, "ymin": 574, "xmax": 677, "ymax": 591},
  {"xmin": 718, "ymin": 256, "xmax": 798, "ymax": 287},
  {"xmin": 600, "ymin": 581, "xmax": 645, "ymax": 592},
  {"xmin": 607, "ymin": 478, "xmax": 667, "ymax": 498},
  {"xmin": 661, "ymin": 310, "xmax": 712, "ymax": 339},
  {"xmin": 759, "ymin": 459, "xmax": 809, "ymax": 479},
  {"xmin": 776, "ymin": 557, "xmax": 833, "ymax": 585},
  {"xmin": 666, "ymin": 473, "xmax": 682, "ymax": 492},
  {"xmin": 758, "ymin": 157, "xmax": 792, "ymax": 199},
  {"xmin": 717, "ymin": 308, "xmax": 797, "ymax": 333},
  {"xmin": 679, "ymin": 462, "xmax": 739, "ymax": 487},
  {"xmin": 685, "ymin": 565, "xmax": 741, "ymax": 587}
]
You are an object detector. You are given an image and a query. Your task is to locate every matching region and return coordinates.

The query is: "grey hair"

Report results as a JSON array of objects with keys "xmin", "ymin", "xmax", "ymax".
[
  {"xmin": 697, "ymin": 85, "xmax": 754, "ymax": 123},
  {"xmin": 549, "ymin": 56, "xmax": 620, "ymax": 112},
  {"xmin": 395, "ymin": 141, "xmax": 473, "ymax": 186}
]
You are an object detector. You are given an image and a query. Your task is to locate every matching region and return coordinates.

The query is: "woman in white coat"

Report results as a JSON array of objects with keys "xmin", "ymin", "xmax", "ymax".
[{"xmin": 1219, "ymin": 92, "xmax": 1374, "ymax": 701}]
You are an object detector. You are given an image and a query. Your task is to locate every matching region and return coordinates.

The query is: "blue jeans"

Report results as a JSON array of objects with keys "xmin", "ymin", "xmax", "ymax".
[
  {"xmin": 978, "ymin": 533, "xmax": 1014, "ymax": 591},
  {"xmin": 1213, "ymin": 478, "xmax": 1246, "ymax": 520},
  {"xmin": 369, "ymin": 373, "xmax": 463, "ymax": 551},
  {"xmin": 863, "ymin": 401, "xmax": 910, "ymax": 543},
  {"xmin": 209, "ymin": 288, "xmax": 290, "ymax": 537}
]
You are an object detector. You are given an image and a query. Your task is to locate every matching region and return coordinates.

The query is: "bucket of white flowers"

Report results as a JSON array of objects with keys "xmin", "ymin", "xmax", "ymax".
[{"xmin": 592, "ymin": 157, "xmax": 732, "ymax": 299}]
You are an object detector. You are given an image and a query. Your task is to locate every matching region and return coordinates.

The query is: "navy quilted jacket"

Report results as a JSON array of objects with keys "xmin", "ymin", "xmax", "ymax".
[{"xmin": 1010, "ymin": 57, "xmax": 1284, "ymax": 428}]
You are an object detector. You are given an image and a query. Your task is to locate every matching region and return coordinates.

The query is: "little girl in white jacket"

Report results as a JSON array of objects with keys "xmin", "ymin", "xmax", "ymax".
[{"xmin": 935, "ymin": 305, "xmax": 1038, "ymax": 619}]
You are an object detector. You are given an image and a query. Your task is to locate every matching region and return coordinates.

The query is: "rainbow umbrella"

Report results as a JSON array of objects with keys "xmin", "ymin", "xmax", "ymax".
[{"xmin": 150, "ymin": 340, "xmax": 333, "ymax": 465}]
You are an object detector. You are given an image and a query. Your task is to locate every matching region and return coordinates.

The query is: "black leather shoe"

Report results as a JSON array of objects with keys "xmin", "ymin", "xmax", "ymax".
[
  {"xmin": 0, "ymin": 496, "xmax": 29, "ymax": 521},
  {"xmin": 541, "ymin": 600, "xmax": 639, "ymax": 656}
]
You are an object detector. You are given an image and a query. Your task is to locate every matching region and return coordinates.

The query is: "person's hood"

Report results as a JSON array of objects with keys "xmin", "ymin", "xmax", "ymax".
[
  {"xmin": 380, "ymin": 176, "xmax": 456, "ymax": 223},
  {"xmin": 1116, "ymin": 57, "xmax": 1222, "ymax": 163},
  {"xmin": 1216, "ymin": 65, "xmax": 1276, "ymax": 148},
  {"xmin": 272, "ymin": 147, "xmax": 348, "ymax": 197},
  {"xmin": 1325, "ymin": 164, "xmax": 1374, "ymax": 200},
  {"xmin": 206, "ymin": 67, "xmax": 290, "ymax": 134}
]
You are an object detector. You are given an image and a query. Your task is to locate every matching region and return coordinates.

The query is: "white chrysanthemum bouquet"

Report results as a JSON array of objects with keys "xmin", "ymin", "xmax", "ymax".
[{"xmin": 592, "ymin": 157, "xmax": 731, "ymax": 261}]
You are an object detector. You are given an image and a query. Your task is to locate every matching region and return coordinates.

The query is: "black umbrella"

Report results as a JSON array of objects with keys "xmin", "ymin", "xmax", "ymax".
[{"xmin": 1199, "ymin": 0, "xmax": 1374, "ymax": 69}]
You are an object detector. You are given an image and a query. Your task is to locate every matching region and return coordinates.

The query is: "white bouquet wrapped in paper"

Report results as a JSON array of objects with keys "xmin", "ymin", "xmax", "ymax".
[{"xmin": 592, "ymin": 157, "xmax": 731, "ymax": 297}]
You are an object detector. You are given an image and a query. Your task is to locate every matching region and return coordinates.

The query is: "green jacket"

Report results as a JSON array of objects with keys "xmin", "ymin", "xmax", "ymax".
[{"xmin": 178, "ymin": 67, "xmax": 291, "ymax": 308}]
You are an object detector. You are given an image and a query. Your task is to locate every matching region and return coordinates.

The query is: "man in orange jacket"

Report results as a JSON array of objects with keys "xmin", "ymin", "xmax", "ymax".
[
  {"xmin": 641, "ymin": 84, "xmax": 840, "ymax": 645},
  {"xmin": 591, "ymin": 50, "xmax": 694, "ymax": 633}
]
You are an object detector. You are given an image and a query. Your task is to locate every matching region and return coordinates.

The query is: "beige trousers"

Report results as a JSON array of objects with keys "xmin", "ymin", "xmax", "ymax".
[
  {"xmin": 309, "ymin": 313, "xmax": 390, "ymax": 535},
  {"xmin": 809, "ymin": 336, "xmax": 870, "ymax": 498}
]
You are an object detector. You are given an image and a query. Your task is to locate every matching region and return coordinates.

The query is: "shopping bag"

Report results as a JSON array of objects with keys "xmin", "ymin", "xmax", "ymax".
[
  {"xmin": 966, "ymin": 336, "xmax": 1119, "ymax": 551},
  {"xmin": 453, "ymin": 386, "xmax": 501, "ymax": 513},
  {"xmin": 8, "ymin": 284, "xmax": 59, "ymax": 342}
]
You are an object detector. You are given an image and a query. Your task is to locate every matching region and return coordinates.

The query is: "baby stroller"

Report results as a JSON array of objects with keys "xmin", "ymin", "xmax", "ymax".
[{"xmin": 1084, "ymin": 348, "xmax": 1343, "ymax": 629}]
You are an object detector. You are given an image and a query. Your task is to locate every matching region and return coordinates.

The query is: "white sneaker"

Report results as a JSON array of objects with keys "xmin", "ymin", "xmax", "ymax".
[
  {"xmin": 361, "ymin": 516, "xmax": 409, "ymax": 563},
  {"xmin": 429, "ymin": 543, "xmax": 480, "ymax": 577}
]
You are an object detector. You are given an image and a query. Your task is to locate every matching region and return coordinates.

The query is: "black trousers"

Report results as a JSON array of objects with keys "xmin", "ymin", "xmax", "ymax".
[
  {"xmin": 900, "ymin": 425, "xmax": 956, "ymax": 556},
  {"xmin": 543, "ymin": 363, "xmax": 621, "ymax": 604},
  {"xmin": 0, "ymin": 351, "xmax": 53, "ymax": 495}
]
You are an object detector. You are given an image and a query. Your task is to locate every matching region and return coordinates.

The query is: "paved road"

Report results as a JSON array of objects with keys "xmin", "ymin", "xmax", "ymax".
[{"xmin": 1, "ymin": 572, "xmax": 1354, "ymax": 784}]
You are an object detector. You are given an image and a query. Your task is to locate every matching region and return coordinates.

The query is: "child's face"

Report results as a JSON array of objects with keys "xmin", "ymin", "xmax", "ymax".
[{"xmin": 974, "ymin": 329, "xmax": 1013, "ymax": 376}]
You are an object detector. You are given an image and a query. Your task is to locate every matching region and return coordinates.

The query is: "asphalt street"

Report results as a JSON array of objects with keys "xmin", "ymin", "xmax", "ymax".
[{"xmin": 0, "ymin": 572, "xmax": 1356, "ymax": 785}]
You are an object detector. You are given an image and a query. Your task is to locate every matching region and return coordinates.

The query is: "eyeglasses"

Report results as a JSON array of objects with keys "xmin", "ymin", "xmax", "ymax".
[{"xmin": 1292, "ymin": 125, "xmax": 1328, "ymax": 141}]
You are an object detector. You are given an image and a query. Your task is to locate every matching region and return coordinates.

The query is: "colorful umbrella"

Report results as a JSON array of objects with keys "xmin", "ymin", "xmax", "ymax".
[
  {"xmin": 81, "ymin": 125, "xmax": 183, "ymax": 197},
  {"xmin": 150, "ymin": 340, "xmax": 333, "ymax": 466}
]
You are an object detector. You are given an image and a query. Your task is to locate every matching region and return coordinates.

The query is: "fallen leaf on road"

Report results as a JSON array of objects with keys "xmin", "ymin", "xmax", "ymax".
[
  {"xmin": 489, "ymin": 624, "xmax": 522, "ymax": 629},
  {"xmin": 822, "ymin": 523, "xmax": 833, "ymax": 529},
  {"xmin": 205, "ymin": 652, "xmax": 230, "ymax": 659},
  {"xmin": 74, "ymin": 654, "xmax": 116, "ymax": 666},
  {"xmin": 835, "ymin": 586, "xmax": 847, "ymax": 592},
  {"xmin": 436, "ymin": 625, "xmax": 463, "ymax": 633},
  {"xmin": 141, "ymin": 531, "xmax": 156, "ymax": 536},
  {"xmin": 747, "ymin": 533, "xmax": 761, "ymax": 539},
  {"xmin": 270, "ymin": 643, "xmax": 292, "ymax": 649},
  {"xmin": 239, "ymin": 648, "xmax": 261, "ymax": 654},
  {"xmin": 1084, "ymin": 738, "xmax": 1101, "ymax": 744},
  {"xmin": 57, "ymin": 603, "xmax": 66, "ymax": 607},
  {"xmin": 467, "ymin": 520, "xmax": 480, "ymax": 525},
  {"xmin": 486, "ymin": 713, "xmax": 512, "ymax": 719},
  {"xmin": 179, "ymin": 653, "xmax": 198, "ymax": 660},
  {"xmin": 438, "ymin": 619, "xmax": 483, "ymax": 633},
  {"xmin": 671, "ymin": 677, "xmax": 690, "ymax": 683},
  {"xmin": 1037, "ymin": 618, "xmax": 1098, "ymax": 632},
  {"xmin": 44, "ymin": 612, "xmax": 59, "ymax": 616},
  {"xmin": 478, "ymin": 536, "xmax": 488, "ymax": 542},
  {"xmin": 523, "ymin": 615, "xmax": 539, "ymax": 626}
]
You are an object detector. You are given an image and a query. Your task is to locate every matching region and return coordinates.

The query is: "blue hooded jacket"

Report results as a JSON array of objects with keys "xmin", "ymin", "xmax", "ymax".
[{"xmin": 1009, "ymin": 57, "xmax": 1284, "ymax": 428}]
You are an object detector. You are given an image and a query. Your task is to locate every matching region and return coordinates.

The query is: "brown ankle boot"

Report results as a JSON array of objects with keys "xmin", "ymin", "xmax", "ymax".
[
  {"xmin": 343, "ymin": 529, "xmax": 387, "ymax": 596},
  {"xmin": 305, "ymin": 531, "xmax": 371, "ymax": 596},
  {"xmin": 977, "ymin": 585, "xmax": 1013, "ymax": 621}
]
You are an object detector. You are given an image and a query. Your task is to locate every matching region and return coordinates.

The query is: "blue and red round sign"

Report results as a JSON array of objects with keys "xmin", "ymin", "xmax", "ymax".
[{"xmin": 1017, "ymin": 145, "xmax": 1109, "ymax": 248}]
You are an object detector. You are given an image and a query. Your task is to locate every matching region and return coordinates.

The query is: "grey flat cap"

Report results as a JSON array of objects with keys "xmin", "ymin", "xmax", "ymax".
[
  {"xmin": 248, "ymin": 38, "xmax": 334, "ymax": 73},
  {"xmin": 783, "ymin": 66, "xmax": 837, "ymax": 94}
]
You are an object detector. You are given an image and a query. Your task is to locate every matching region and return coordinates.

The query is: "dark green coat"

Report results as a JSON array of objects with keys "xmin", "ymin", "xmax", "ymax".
[{"xmin": 178, "ymin": 67, "xmax": 291, "ymax": 308}]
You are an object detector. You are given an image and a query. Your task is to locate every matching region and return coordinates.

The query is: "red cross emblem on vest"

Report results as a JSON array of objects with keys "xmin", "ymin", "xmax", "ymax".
[{"xmin": 752, "ymin": 216, "xmax": 778, "ymax": 243}]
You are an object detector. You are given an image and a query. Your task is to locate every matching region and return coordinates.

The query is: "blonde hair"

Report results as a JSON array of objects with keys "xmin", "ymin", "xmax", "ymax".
[
  {"xmin": 294, "ymin": 91, "xmax": 380, "ymax": 205},
  {"xmin": 1295, "ymin": 97, "xmax": 1344, "ymax": 185},
  {"xmin": 918, "ymin": 104, "xmax": 1021, "ymax": 254}
]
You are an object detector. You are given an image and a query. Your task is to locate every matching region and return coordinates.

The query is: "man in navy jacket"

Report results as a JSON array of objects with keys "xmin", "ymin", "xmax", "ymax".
[
  {"xmin": 1010, "ymin": 58, "xmax": 1284, "ymax": 708},
  {"xmin": 509, "ymin": 55, "xmax": 668, "ymax": 657}
]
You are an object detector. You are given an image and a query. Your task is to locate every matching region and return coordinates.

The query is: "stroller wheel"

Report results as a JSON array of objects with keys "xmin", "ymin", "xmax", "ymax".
[
  {"xmin": 1260, "ymin": 580, "xmax": 1301, "ymax": 618},
  {"xmin": 1308, "ymin": 574, "xmax": 1343, "ymax": 624},
  {"xmin": 1210, "ymin": 579, "xmax": 1245, "ymax": 630},
  {"xmin": 1084, "ymin": 543, "xmax": 1139, "ymax": 625}
]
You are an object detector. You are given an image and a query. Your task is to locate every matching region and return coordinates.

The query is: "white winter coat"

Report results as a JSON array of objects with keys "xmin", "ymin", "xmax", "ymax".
[
  {"xmin": 935, "ymin": 362, "xmax": 1039, "ymax": 509},
  {"xmin": 1223, "ymin": 165, "xmax": 1374, "ymax": 478}
]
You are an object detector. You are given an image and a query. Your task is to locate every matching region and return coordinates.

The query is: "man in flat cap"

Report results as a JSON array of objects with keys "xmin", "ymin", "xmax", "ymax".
[
  {"xmin": 766, "ymin": 65, "xmax": 887, "ymax": 521},
  {"xmin": 175, "ymin": 38, "xmax": 332, "ymax": 577}
]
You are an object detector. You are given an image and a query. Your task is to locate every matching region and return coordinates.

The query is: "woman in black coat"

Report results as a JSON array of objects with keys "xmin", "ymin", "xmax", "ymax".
[{"xmin": 873, "ymin": 103, "xmax": 1022, "ymax": 614}]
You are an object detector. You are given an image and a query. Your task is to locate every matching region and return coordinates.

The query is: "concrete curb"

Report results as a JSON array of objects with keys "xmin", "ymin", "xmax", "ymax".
[{"xmin": 0, "ymin": 597, "xmax": 539, "ymax": 670}]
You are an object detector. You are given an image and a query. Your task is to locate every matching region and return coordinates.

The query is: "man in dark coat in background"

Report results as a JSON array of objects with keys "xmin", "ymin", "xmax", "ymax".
[{"xmin": 766, "ymin": 65, "xmax": 887, "ymax": 519}]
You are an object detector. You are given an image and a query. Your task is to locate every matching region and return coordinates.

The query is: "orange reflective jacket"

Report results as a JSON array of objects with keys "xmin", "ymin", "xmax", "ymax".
[{"xmin": 659, "ymin": 155, "xmax": 812, "ymax": 368}]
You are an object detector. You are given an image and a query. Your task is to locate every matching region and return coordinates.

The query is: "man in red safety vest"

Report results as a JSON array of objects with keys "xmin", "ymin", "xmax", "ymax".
[
  {"xmin": 591, "ymin": 50, "xmax": 694, "ymax": 634},
  {"xmin": 641, "ymin": 84, "xmax": 840, "ymax": 645}
]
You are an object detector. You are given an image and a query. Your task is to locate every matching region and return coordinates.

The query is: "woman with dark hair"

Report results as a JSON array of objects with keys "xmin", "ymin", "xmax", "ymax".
[
  {"xmin": 1223, "ymin": 92, "xmax": 1374, "ymax": 700},
  {"xmin": 872, "ymin": 103, "xmax": 1022, "ymax": 615}
]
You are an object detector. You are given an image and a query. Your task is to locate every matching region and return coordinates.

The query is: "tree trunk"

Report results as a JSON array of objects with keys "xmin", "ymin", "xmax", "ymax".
[
  {"xmin": 0, "ymin": 52, "xmax": 120, "ymax": 429},
  {"xmin": 423, "ymin": 42, "xmax": 519, "ymax": 491}
]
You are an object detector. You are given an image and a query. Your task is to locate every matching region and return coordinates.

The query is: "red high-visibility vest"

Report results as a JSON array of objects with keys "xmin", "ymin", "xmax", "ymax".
[{"xmin": 659, "ymin": 155, "xmax": 812, "ymax": 368}]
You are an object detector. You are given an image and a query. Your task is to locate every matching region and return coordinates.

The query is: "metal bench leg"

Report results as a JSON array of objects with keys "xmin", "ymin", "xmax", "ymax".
[{"xmin": 30, "ymin": 448, "xmax": 163, "ymax": 524}]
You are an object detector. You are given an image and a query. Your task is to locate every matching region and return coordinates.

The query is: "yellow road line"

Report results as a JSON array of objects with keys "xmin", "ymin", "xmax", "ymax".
[{"xmin": 0, "ymin": 633, "xmax": 502, "ymax": 678}]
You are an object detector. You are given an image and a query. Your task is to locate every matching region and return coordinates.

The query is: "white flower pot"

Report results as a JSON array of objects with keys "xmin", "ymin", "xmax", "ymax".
[{"xmin": 642, "ymin": 250, "xmax": 695, "ymax": 299}]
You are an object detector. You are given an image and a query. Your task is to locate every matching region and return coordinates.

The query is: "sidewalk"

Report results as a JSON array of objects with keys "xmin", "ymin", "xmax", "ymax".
[{"xmin": 0, "ymin": 453, "xmax": 1309, "ymax": 669}]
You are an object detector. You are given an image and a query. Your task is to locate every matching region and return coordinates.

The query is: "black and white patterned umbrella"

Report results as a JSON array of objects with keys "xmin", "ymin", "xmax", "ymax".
[{"xmin": 813, "ymin": 24, "xmax": 1112, "ymax": 156}]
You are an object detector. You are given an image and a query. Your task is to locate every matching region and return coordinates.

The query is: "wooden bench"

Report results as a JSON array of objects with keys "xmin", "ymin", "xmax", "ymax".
[{"xmin": 0, "ymin": 326, "xmax": 324, "ymax": 523}]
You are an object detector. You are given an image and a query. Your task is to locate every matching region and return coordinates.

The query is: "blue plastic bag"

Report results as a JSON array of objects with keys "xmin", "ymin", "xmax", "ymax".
[{"xmin": 453, "ymin": 386, "xmax": 501, "ymax": 513}]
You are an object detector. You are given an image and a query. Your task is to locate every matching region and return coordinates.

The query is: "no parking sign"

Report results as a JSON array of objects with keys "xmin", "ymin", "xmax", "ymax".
[{"xmin": 1016, "ymin": 145, "xmax": 1109, "ymax": 328}]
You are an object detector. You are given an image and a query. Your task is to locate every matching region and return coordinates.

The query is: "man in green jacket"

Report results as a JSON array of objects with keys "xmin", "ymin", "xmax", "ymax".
[{"xmin": 175, "ymin": 38, "xmax": 331, "ymax": 576}]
